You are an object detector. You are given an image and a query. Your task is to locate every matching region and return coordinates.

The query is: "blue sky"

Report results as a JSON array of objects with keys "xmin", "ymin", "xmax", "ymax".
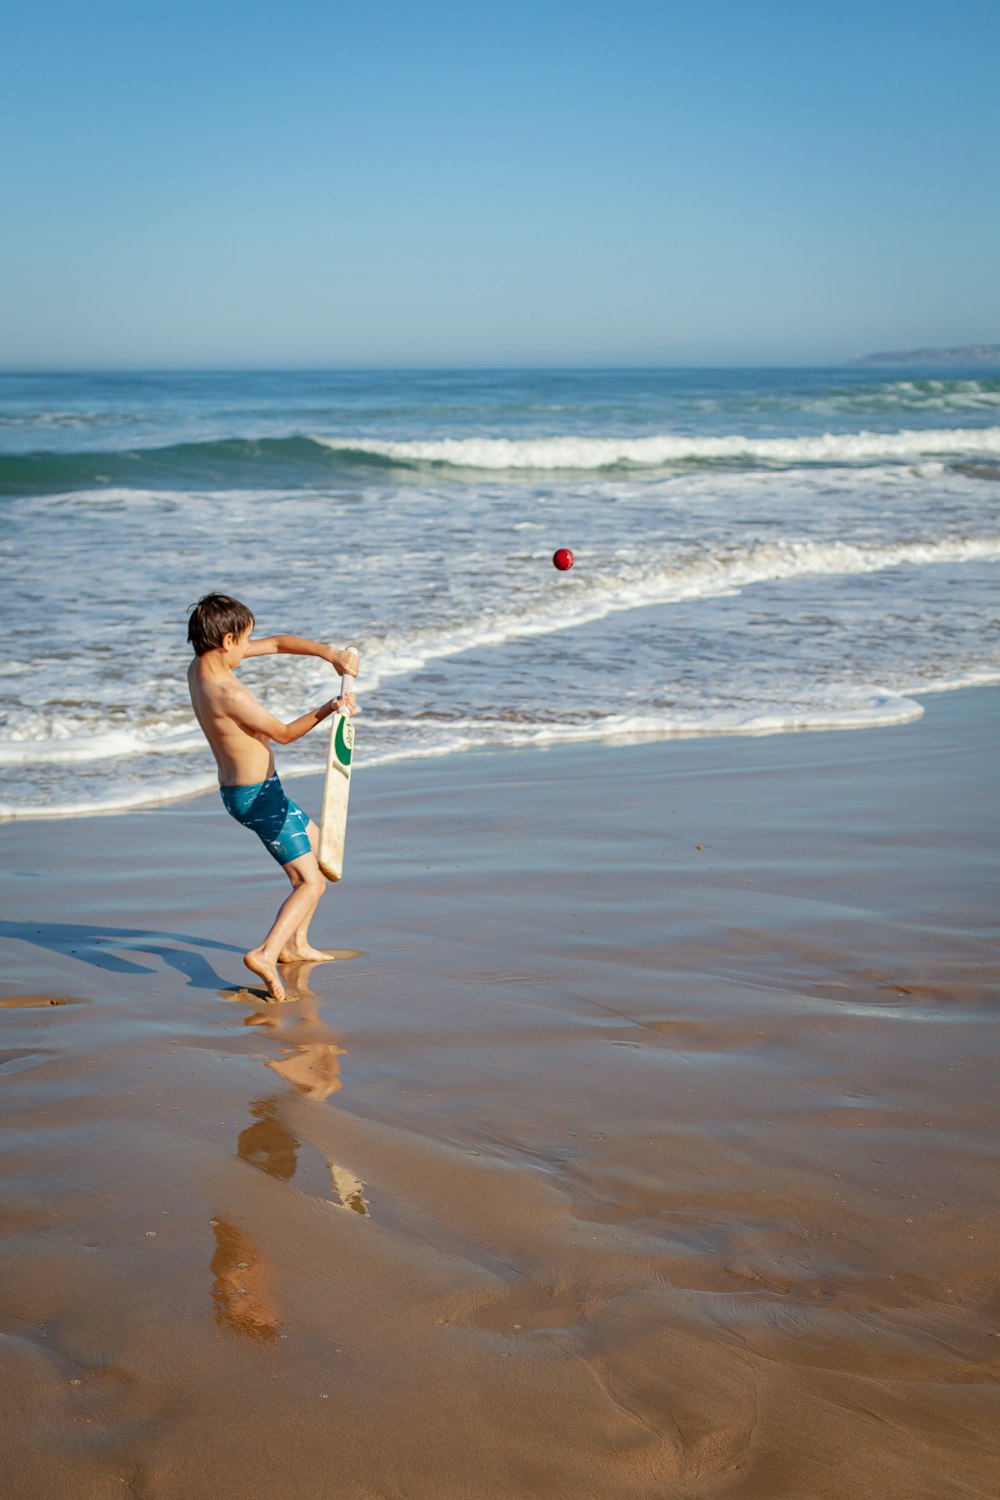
[{"xmin": 2, "ymin": 0, "xmax": 998, "ymax": 367}]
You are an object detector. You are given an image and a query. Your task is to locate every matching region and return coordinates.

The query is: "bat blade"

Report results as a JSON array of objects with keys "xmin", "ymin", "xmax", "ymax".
[{"xmin": 317, "ymin": 704, "xmax": 355, "ymax": 882}]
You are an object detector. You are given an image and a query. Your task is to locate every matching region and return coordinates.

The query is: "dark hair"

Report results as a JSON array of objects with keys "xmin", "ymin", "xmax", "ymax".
[{"xmin": 187, "ymin": 593, "xmax": 254, "ymax": 656}]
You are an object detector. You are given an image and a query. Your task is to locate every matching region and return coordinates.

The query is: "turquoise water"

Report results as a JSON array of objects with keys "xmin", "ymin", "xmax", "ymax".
[{"xmin": 1, "ymin": 368, "xmax": 998, "ymax": 817}]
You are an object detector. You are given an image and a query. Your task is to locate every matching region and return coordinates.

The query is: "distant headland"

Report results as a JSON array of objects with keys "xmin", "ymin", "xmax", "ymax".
[{"xmin": 851, "ymin": 343, "xmax": 1000, "ymax": 367}]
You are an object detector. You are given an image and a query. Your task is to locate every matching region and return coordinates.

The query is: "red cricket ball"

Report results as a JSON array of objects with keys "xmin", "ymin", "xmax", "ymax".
[{"xmin": 552, "ymin": 547, "xmax": 575, "ymax": 571}]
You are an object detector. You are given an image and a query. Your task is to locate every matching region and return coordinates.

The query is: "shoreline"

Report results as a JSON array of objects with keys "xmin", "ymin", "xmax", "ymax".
[
  {"xmin": 1, "ymin": 684, "xmax": 998, "ymax": 1498},
  {"xmin": 3, "ymin": 674, "xmax": 998, "ymax": 824}
]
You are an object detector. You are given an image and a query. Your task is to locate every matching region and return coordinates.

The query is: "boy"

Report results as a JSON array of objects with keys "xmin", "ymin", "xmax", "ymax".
[{"xmin": 187, "ymin": 592, "xmax": 358, "ymax": 1003}]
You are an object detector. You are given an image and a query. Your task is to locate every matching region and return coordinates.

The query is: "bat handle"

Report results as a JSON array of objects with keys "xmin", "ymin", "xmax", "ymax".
[
  {"xmin": 339, "ymin": 647, "xmax": 358, "ymax": 705},
  {"xmin": 339, "ymin": 666, "xmax": 355, "ymax": 703}
]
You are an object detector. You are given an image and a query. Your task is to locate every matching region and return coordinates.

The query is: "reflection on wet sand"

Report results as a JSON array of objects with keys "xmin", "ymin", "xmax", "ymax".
[
  {"xmin": 236, "ymin": 1070, "xmax": 370, "ymax": 1216},
  {"xmin": 233, "ymin": 1086, "xmax": 367, "ymax": 1224},
  {"xmin": 237, "ymin": 1098, "xmax": 300, "ymax": 1182},
  {"xmin": 269, "ymin": 1036, "xmax": 371, "ymax": 1214},
  {"xmin": 329, "ymin": 1162, "xmax": 369, "ymax": 1216},
  {"xmin": 209, "ymin": 1216, "xmax": 280, "ymax": 1341},
  {"xmin": 268, "ymin": 1041, "xmax": 347, "ymax": 1100},
  {"xmin": 211, "ymin": 1093, "xmax": 369, "ymax": 1339},
  {"xmin": 209, "ymin": 970, "xmax": 373, "ymax": 1336}
]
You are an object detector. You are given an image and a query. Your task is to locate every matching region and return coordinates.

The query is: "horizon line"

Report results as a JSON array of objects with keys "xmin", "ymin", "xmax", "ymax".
[{"xmin": 3, "ymin": 358, "xmax": 1000, "ymax": 376}]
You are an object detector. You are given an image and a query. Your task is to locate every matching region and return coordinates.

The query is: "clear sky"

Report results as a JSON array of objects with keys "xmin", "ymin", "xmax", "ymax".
[{"xmin": 2, "ymin": 0, "xmax": 998, "ymax": 367}]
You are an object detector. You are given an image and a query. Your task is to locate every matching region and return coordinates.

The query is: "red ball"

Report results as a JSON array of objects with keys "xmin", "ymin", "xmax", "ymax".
[{"xmin": 552, "ymin": 547, "xmax": 575, "ymax": 571}]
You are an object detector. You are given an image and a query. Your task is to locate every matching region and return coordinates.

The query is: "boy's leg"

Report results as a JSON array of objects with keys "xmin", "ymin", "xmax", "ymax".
[
  {"xmin": 278, "ymin": 820, "xmax": 342, "ymax": 964},
  {"xmin": 244, "ymin": 847, "xmax": 326, "ymax": 1002}
]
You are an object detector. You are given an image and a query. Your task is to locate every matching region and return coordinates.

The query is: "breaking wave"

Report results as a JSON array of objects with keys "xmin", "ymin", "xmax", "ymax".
[
  {"xmin": 4, "ymin": 426, "xmax": 1000, "ymax": 494},
  {"xmin": 359, "ymin": 533, "xmax": 1000, "ymax": 682},
  {"xmin": 2, "ymin": 530, "xmax": 997, "ymax": 776},
  {"xmin": 312, "ymin": 427, "xmax": 1000, "ymax": 470}
]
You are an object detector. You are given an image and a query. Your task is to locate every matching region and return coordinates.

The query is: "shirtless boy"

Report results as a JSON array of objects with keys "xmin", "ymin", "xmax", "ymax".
[{"xmin": 187, "ymin": 592, "xmax": 358, "ymax": 1003}]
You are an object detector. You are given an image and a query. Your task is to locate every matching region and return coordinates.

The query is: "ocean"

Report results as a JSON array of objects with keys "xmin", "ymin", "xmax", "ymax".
[{"xmin": 1, "ymin": 366, "xmax": 998, "ymax": 820}]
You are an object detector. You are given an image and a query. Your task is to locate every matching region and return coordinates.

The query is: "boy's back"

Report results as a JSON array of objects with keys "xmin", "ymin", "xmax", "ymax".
[{"xmin": 187, "ymin": 652, "xmax": 276, "ymax": 787}]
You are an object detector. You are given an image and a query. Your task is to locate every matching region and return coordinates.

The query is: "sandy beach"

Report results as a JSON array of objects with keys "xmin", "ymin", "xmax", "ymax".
[{"xmin": 1, "ymin": 685, "xmax": 998, "ymax": 1499}]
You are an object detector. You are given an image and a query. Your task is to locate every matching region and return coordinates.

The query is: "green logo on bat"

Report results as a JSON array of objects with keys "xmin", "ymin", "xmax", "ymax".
[{"xmin": 334, "ymin": 716, "xmax": 354, "ymax": 770}]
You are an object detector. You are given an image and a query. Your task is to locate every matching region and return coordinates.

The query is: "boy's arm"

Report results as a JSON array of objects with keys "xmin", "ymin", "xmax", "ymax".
[
  {"xmin": 224, "ymin": 682, "xmax": 355, "ymax": 746},
  {"xmin": 245, "ymin": 635, "xmax": 358, "ymax": 676}
]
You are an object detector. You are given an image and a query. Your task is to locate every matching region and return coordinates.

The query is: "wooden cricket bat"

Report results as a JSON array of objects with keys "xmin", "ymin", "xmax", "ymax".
[{"xmin": 317, "ymin": 671, "xmax": 355, "ymax": 882}]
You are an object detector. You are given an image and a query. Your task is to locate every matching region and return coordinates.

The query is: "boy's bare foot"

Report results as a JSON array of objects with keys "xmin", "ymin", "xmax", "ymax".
[
  {"xmin": 244, "ymin": 949, "xmax": 286, "ymax": 1003},
  {"xmin": 277, "ymin": 945, "xmax": 341, "ymax": 965}
]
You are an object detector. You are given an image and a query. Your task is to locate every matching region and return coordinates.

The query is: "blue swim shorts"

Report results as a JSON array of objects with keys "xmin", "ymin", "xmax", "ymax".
[{"xmin": 220, "ymin": 774, "xmax": 313, "ymax": 866}]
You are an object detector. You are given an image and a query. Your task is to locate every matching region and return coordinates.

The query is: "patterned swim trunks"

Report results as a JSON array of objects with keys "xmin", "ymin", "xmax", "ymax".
[{"xmin": 219, "ymin": 774, "xmax": 312, "ymax": 866}]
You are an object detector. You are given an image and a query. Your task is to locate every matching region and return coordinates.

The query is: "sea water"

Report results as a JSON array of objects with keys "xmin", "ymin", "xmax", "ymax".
[{"xmin": 1, "ymin": 367, "xmax": 998, "ymax": 819}]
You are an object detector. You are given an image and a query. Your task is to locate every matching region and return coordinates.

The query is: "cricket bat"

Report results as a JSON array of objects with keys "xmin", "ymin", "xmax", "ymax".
[{"xmin": 317, "ymin": 670, "xmax": 355, "ymax": 882}]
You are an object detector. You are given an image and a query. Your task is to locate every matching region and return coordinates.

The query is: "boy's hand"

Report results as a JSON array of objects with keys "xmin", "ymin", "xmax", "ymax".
[
  {"xmin": 329, "ymin": 645, "xmax": 359, "ymax": 678},
  {"xmin": 334, "ymin": 691, "xmax": 357, "ymax": 717}
]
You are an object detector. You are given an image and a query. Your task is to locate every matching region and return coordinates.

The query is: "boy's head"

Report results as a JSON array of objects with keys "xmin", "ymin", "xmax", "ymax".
[{"xmin": 187, "ymin": 593, "xmax": 254, "ymax": 656}]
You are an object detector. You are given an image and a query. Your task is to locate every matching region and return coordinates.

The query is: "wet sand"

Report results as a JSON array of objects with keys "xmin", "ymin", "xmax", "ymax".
[{"xmin": 1, "ymin": 686, "xmax": 998, "ymax": 1499}]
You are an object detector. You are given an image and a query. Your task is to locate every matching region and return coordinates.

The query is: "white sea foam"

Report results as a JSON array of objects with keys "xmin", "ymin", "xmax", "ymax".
[
  {"xmin": 1, "ymin": 531, "xmax": 996, "ymax": 772},
  {"xmin": 0, "ymin": 770, "xmax": 221, "ymax": 821},
  {"xmin": 0, "ymin": 725, "xmax": 204, "ymax": 766},
  {"xmin": 32, "ymin": 484, "xmax": 306, "ymax": 508},
  {"xmin": 312, "ymin": 426, "xmax": 1000, "ymax": 470},
  {"xmin": 798, "ymin": 381, "xmax": 1000, "ymax": 415},
  {"xmin": 897, "ymin": 667, "xmax": 1000, "ymax": 695},
  {"xmin": 486, "ymin": 694, "xmax": 928, "ymax": 744},
  {"xmin": 0, "ymin": 689, "xmax": 935, "ymax": 821},
  {"xmin": 362, "ymin": 533, "xmax": 1000, "ymax": 688}
]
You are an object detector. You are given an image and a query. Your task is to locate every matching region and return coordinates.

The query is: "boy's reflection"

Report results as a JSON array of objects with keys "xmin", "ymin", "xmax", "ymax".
[
  {"xmin": 210, "ymin": 973, "xmax": 369, "ymax": 1337},
  {"xmin": 267, "ymin": 1040, "xmax": 346, "ymax": 1100},
  {"xmin": 209, "ymin": 1216, "xmax": 280, "ymax": 1341},
  {"xmin": 237, "ymin": 1096, "xmax": 301, "ymax": 1180}
]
